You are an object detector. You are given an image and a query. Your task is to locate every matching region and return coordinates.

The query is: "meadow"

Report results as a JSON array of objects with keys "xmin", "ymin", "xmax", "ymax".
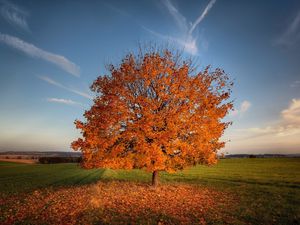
[{"xmin": 0, "ymin": 158, "xmax": 299, "ymax": 224}]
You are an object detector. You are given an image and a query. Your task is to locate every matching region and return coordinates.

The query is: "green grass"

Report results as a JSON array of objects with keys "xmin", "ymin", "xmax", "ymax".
[{"xmin": 1, "ymin": 158, "xmax": 300, "ymax": 224}]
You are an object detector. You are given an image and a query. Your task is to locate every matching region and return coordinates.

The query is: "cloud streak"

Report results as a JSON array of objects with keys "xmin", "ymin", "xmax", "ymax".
[
  {"xmin": 147, "ymin": 0, "xmax": 216, "ymax": 55},
  {"xmin": 38, "ymin": 75, "xmax": 93, "ymax": 99},
  {"xmin": 47, "ymin": 98, "xmax": 80, "ymax": 106},
  {"xmin": 0, "ymin": 33, "xmax": 80, "ymax": 76},
  {"xmin": 189, "ymin": 0, "xmax": 216, "ymax": 35},
  {"xmin": 275, "ymin": 10, "xmax": 300, "ymax": 46},
  {"xmin": 0, "ymin": 0, "xmax": 29, "ymax": 31}
]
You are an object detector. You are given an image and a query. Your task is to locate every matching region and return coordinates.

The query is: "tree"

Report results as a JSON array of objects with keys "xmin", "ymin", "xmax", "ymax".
[{"xmin": 71, "ymin": 48, "xmax": 233, "ymax": 186}]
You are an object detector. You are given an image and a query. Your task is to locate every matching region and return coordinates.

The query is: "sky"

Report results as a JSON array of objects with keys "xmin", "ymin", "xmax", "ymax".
[{"xmin": 0, "ymin": 0, "xmax": 300, "ymax": 154}]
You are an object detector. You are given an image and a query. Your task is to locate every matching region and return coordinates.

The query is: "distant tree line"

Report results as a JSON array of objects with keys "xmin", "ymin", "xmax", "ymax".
[{"xmin": 38, "ymin": 157, "xmax": 82, "ymax": 164}]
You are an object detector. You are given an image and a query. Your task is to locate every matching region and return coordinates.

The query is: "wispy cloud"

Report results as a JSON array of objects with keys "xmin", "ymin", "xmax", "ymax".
[
  {"xmin": 0, "ymin": 33, "xmax": 80, "ymax": 76},
  {"xmin": 275, "ymin": 10, "xmax": 300, "ymax": 46},
  {"xmin": 234, "ymin": 98, "xmax": 300, "ymax": 140},
  {"xmin": 47, "ymin": 98, "xmax": 81, "ymax": 106},
  {"xmin": 230, "ymin": 100, "xmax": 251, "ymax": 116},
  {"xmin": 38, "ymin": 75, "xmax": 93, "ymax": 99},
  {"xmin": 226, "ymin": 98, "xmax": 300, "ymax": 153},
  {"xmin": 163, "ymin": 0, "xmax": 188, "ymax": 33},
  {"xmin": 103, "ymin": 2, "xmax": 131, "ymax": 18},
  {"xmin": 0, "ymin": 0, "xmax": 29, "ymax": 31},
  {"xmin": 281, "ymin": 98, "xmax": 300, "ymax": 123},
  {"xmin": 146, "ymin": 0, "xmax": 216, "ymax": 55},
  {"xmin": 290, "ymin": 80, "xmax": 300, "ymax": 88}
]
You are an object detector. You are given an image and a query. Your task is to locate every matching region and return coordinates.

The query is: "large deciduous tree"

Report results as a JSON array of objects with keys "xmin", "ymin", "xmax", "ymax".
[{"xmin": 71, "ymin": 48, "xmax": 233, "ymax": 186}]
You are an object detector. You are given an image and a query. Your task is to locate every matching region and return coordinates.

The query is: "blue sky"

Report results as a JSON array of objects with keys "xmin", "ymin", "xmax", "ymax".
[{"xmin": 0, "ymin": 0, "xmax": 300, "ymax": 154}]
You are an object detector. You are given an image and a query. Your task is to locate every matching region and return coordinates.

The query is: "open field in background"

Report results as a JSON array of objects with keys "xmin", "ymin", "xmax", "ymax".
[{"xmin": 0, "ymin": 158, "xmax": 299, "ymax": 224}]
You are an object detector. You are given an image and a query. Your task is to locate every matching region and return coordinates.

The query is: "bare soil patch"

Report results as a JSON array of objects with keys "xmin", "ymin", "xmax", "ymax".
[
  {"xmin": 0, "ymin": 158, "xmax": 37, "ymax": 164},
  {"xmin": 0, "ymin": 181, "xmax": 238, "ymax": 225}
]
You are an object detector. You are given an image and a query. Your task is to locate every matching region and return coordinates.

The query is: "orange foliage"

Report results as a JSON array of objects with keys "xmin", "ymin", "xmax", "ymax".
[{"xmin": 72, "ymin": 49, "xmax": 233, "ymax": 173}]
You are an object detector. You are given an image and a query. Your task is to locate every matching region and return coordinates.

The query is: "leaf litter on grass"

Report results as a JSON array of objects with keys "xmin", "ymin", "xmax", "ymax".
[{"xmin": 0, "ymin": 181, "xmax": 238, "ymax": 225}]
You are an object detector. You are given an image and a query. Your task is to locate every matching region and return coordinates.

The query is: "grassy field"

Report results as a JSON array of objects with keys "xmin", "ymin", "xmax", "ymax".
[{"xmin": 0, "ymin": 158, "xmax": 299, "ymax": 224}]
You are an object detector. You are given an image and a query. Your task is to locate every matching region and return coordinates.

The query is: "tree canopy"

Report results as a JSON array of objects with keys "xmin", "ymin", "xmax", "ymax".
[{"xmin": 72, "ymin": 48, "xmax": 233, "ymax": 185}]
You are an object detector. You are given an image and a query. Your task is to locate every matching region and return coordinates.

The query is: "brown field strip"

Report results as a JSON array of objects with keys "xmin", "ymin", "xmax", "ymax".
[{"xmin": 0, "ymin": 158, "xmax": 37, "ymax": 164}]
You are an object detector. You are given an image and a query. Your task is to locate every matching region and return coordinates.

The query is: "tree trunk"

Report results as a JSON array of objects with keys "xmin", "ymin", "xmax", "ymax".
[{"xmin": 152, "ymin": 170, "xmax": 159, "ymax": 187}]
